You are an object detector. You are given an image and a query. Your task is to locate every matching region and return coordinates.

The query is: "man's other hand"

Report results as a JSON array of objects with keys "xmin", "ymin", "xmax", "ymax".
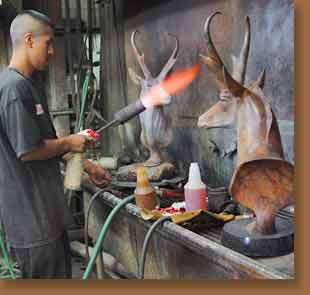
[{"xmin": 83, "ymin": 159, "xmax": 112, "ymax": 188}]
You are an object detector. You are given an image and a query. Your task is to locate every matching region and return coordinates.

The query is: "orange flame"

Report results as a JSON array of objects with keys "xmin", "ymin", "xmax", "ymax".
[
  {"xmin": 141, "ymin": 63, "xmax": 201, "ymax": 108},
  {"xmin": 162, "ymin": 63, "xmax": 201, "ymax": 96}
]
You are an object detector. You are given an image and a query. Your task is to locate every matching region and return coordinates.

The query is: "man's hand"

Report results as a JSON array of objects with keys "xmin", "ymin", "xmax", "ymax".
[
  {"xmin": 66, "ymin": 128, "xmax": 99, "ymax": 153},
  {"xmin": 66, "ymin": 134, "xmax": 90, "ymax": 153},
  {"xmin": 83, "ymin": 159, "xmax": 112, "ymax": 188}
]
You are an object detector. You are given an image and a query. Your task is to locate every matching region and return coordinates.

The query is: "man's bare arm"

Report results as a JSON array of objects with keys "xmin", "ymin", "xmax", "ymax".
[{"xmin": 20, "ymin": 134, "xmax": 88, "ymax": 161}]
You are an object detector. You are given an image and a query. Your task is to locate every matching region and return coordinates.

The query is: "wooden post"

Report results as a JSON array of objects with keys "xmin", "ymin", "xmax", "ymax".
[
  {"xmin": 47, "ymin": 0, "xmax": 71, "ymax": 136},
  {"xmin": 0, "ymin": 24, "xmax": 8, "ymax": 70}
]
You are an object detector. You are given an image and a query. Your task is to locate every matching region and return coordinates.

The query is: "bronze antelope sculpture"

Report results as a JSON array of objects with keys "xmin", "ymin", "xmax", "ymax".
[
  {"xmin": 198, "ymin": 12, "xmax": 294, "ymax": 235},
  {"xmin": 129, "ymin": 30, "xmax": 178, "ymax": 167},
  {"xmin": 117, "ymin": 31, "xmax": 179, "ymax": 181}
]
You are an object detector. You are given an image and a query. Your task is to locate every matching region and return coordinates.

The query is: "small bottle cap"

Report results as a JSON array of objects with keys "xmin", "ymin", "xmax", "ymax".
[{"xmin": 184, "ymin": 162, "xmax": 206, "ymax": 189}]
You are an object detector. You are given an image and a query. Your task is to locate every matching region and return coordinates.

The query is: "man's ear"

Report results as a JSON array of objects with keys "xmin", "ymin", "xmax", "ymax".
[{"xmin": 24, "ymin": 32, "xmax": 34, "ymax": 48}]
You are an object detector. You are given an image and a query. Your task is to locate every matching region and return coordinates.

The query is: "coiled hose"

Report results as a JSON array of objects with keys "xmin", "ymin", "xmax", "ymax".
[
  {"xmin": 83, "ymin": 190, "xmax": 172, "ymax": 279},
  {"xmin": 138, "ymin": 216, "xmax": 171, "ymax": 279},
  {"xmin": 83, "ymin": 194, "xmax": 135, "ymax": 279},
  {"xmin": 84, "ymin": 188, "xmax": 106, "ymax": 262},
  {"xmin": 0, "ymin": 230, "xmax": 16, "ymax": 279}
]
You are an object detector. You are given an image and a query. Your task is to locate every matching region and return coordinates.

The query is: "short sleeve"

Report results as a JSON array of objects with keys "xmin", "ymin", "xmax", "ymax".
[{"xmin": 0, "ymin": 99, "xmax": 42, "ymax": 158}]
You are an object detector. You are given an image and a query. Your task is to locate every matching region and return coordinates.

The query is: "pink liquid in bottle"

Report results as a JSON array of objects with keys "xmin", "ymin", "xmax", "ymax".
[
  {"xmin": 184, "ymin": 163, "xmax": 208, "ymax": 211},
  {"xmin": 185, "ymin": 188, "xmax": 208, "ymax": 211}
]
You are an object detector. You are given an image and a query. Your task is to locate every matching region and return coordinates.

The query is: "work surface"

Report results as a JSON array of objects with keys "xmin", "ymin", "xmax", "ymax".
[{"xmin": 82, "ymin": 182, "xmax": 294, "ymax": 280}]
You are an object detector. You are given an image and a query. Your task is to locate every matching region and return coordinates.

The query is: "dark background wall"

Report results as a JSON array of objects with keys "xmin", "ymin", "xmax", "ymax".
[{"xmin": 106, "ymin": 0, "xmax": 294, "ymax": 187}]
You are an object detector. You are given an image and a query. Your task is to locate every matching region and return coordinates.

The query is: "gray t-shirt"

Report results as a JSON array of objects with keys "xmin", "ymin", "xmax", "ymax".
[{"xmin": 0, "ymin": 68, "xmax": 74, "ymax": 248}]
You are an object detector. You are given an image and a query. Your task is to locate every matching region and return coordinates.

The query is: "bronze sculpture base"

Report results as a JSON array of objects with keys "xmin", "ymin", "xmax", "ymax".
[
  {"xmin": 221, "ymin": 217, "xmax": 294, "ymax": 257},
  {"xmin": 116, "ymin": 161, "xmax": 176, "ymax": 182}
]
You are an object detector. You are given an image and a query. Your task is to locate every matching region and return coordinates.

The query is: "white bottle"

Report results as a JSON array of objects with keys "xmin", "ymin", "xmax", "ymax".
[{"xmin": 184, "ymin": 163, "xmax": 208, "ymax": 211}]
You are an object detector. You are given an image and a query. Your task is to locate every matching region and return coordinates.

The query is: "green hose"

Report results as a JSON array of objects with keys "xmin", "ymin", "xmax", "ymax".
[
  {"xmin": 82, "ymin": 194, "xmax": 135, "ymax": 279},
  {"xmin": 0, "ymin": 230, "xmax": 16, "ymax": 279},
  {"xmin": 78, "ymin": 70, "xmax": 92, "ymax": 130}
]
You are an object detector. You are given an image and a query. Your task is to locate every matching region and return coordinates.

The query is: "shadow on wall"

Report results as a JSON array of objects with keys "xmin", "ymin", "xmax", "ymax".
[{"xmin": 123, "ymin": 0, "xmax": 206, "ymax": 23}]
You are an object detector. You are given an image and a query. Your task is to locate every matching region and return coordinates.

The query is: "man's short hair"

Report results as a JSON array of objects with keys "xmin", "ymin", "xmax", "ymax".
[{"xmin": 10, "ymin": 10, "xmax": 54, "ymax": 48}]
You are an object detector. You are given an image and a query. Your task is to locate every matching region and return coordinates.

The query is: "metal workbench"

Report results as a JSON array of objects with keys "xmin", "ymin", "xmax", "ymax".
[{"xmin": 82, "ymin": 181, "xmax": 294, "ymax": 279}]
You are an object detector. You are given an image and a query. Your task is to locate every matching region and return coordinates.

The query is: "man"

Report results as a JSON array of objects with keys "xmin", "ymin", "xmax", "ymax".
[{"xmin": 0, "ymin": 10, "xmax": 110, "ymax": 278}]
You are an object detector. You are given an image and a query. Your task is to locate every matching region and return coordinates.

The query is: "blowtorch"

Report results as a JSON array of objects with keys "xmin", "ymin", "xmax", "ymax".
[{"xmin": 64, "ymin": 63, "xmax": 201, "ymax": 190}]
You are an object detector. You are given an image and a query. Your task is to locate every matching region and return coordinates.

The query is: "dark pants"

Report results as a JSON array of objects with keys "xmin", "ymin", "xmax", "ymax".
[{"xmin": 12, "ymin": 231, "xmax": 72, "ymax": 279}]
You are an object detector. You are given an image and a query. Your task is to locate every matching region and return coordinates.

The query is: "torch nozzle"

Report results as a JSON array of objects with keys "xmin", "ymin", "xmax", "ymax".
[
  {"xmin": 95, "ymin": 119, "xmax": 118, "ymax": 134},
  {"xmin": 95, "ymin": 63, "xmax": 201, "ymax": 135},
  {"xmin": 95, "ymin": 99, "xmax": 146, "ymax": 134}
]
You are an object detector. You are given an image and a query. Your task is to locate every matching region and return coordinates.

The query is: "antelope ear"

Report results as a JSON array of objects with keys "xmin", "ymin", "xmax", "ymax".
[
  {"xmin": 222, "ymin": 66, "xmax": 245, "ymax": 97},
  {"xmin": 128, "ymin": 67, "xmax": 142, "ymax": 85},
  {"xmin": 248, "ymin": 69, "xmax": 266, "ymax": 96},
  {"xmin": 253, "ymin": 69, "xmax": 266, "ymax": 89}
]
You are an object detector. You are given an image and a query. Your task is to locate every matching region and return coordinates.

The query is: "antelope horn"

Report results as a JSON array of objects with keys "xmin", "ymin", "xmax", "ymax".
[
  {"xmin": 200, "ymin": 12, "xmax": 245, "ymax": 96},
  {"xmin": 202, "ymin": 12, "xmax": 224, "ymax": 74},
  {"xmin": 157, "ymin": 33, "xmax": 179, "ymax": 80},
  {"xmin": 131, "ymin": 30, "xmax": 152, "ymax": 79},
  {"xmin": 232, "ymin": 16, "xmax": 251, "ymax": 84}
]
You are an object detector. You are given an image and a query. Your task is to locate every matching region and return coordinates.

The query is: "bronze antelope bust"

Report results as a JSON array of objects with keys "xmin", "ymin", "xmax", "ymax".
[
  {"xmin": 198, "ymin": 12, "xmax": 294, "ymax": 236},
  {"xmin": 117, "ymin": 30, "xmax": 179, "ymax": 181}
]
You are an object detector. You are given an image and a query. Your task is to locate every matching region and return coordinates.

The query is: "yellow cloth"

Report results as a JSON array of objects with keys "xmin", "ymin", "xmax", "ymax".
[{"xmin": 140, "ymin": 208, "xmax": 235, "ymax": 225}]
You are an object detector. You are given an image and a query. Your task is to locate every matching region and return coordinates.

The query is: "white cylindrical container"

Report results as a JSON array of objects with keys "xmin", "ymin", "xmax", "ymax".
[
  {"xmin": 98, "ymin": 157, "xmax": 118, "ymax": 170},
  {"xmin": 64, "ymin": 152, "xmax": 84, "ymax": 191}
]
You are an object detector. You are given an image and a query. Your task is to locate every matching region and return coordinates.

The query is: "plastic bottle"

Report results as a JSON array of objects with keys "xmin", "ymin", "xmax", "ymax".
[{"xmin": 184, "ymin": 163, "xmax": 208, "ymax": 211}]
